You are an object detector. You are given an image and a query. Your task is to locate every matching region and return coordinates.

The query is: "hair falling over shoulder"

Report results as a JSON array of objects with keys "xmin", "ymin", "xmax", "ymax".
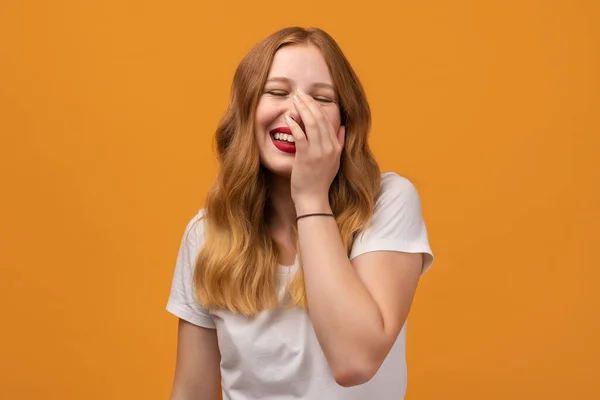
[{"xmin": 194, "ymin": 27, "xmax": 382, "ymax": 316}]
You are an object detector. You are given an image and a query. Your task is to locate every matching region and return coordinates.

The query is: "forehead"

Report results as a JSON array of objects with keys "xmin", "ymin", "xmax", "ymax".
[{"xmin": 267, "ymin": 44, "xmax": 333, "ymax": 84}]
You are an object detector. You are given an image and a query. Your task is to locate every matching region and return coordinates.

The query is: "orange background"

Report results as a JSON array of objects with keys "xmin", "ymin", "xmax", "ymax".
[{"xmin": 1, "ymin": 1, "xmax": 598, "ymax": 399}]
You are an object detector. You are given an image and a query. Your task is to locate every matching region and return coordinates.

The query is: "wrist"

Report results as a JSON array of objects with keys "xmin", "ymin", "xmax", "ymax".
[{"xmin": 294, "ymin": 196, "xmax": 332, "ymax": 216}]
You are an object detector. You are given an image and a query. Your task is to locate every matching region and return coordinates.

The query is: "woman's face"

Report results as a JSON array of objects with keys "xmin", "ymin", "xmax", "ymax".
[{"xmin": 254, "ymin": 43, "xmax": 341, "ymax": 178}]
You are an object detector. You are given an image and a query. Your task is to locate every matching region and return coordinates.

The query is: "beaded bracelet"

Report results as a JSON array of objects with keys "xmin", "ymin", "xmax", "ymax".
[{"xmin": 296, "ymin": 213, "xmax": 335, "ymax": 221}]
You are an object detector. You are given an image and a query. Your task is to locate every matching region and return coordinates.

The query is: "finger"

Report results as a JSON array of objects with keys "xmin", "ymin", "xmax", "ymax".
[
  {"xmin": 296, "ymin": 89, "xmax": 336, "ymax": 148},
  {"xmin": 292, "ymin": 91, "xmax": 322, "ymax": 147},
  {"xmin": 284, "ymin": 114, "xmax": 308, "ymax": 152}
]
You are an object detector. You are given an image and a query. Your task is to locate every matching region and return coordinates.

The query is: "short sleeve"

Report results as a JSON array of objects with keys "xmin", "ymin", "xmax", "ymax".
[
  {"xmin": 349, "ymin": 172, "xmax": 434, "ymax": 274},
  {"xmin": 166, "ymin": 209, "xmax": 216, "ymax": 328}
]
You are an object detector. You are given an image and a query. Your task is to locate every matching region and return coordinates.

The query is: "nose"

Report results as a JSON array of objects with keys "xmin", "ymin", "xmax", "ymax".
[{"xmin": 285, "ymin": 99, "xmax": 304, "ymax": 131}]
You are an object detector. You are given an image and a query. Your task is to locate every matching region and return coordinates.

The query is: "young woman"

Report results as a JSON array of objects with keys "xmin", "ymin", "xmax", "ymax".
[{"xmin": 167, "ymin": 26, "xmax": 434, "ymax": 400}]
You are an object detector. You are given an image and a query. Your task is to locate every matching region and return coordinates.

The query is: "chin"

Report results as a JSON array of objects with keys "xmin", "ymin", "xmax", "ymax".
[
  {"xmin": 260, "ymin": 154, "xmax": 293, "ymax": 177},
  {"xmin": 257, "ymin": 134, "xmax": 295, "ymax": 178},
  {"xmin": 263, "ymin": 162, "xmax": 292, "ymax": 179}
]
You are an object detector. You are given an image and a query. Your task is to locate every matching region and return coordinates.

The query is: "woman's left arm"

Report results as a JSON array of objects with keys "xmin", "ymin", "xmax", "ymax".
[
  {"xmin": 285, "ymin": 89, "xmax": 425, "ymax": 387},
  {"xmin": 296, "ymin": 200, "xmax": 423, "ymax": 388}
]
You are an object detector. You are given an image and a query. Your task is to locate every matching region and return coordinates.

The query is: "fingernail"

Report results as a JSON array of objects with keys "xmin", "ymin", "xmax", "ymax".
[{"xmin": 293, "ymin": 95, "xmax": 300, "ymax": 103}]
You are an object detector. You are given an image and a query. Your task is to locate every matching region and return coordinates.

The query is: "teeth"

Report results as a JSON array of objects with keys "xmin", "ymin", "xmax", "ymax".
[{"xmin": 274, "ymin": 132, "xmax": 295, "ymax": 143}]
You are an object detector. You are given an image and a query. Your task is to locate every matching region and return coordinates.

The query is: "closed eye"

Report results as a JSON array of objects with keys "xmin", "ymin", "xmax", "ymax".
[
  {"xmin": 265, "ymin": 90, "xmax": 288, "ymax": 97},
  {"xmin": 313, "ymin": 96, "xmax": 334, "ymax": 103},
  {"xmin": 265, "ymin": 90, "xmax": 335, "ymax": 103}
]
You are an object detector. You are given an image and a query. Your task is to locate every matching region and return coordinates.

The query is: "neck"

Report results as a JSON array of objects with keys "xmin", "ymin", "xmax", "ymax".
[{"xmin": 265, "ymin": 173, "xmax": 297, "ymax": 235}]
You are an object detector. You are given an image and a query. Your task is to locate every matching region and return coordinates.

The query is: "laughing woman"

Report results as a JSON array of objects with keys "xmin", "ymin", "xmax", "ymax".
[{"xmin": 167, "ymin": 26, "xmax": 434, "ymax": 400}]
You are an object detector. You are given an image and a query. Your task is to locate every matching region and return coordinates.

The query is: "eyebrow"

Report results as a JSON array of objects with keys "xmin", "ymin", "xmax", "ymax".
[{"xmin": 265, "ymin": 76, "xmax": 335, "ymax": 91}]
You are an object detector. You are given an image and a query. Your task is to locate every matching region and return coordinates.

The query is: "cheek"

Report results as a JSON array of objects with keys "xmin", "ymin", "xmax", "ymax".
[
  {"xmin": 254, "ymin": 101, "xmax": 267, "ymax": 127},
  {"xmin": 254, "ymin": 100, "xmax": 279, "ymax": 131},
  {"xmin": 254, "ymin": 102, "xmax": 269, "ymax": 142},
  {"xmin": 325, "ymin": 105, "xmax": 342, "ymax": 130}
]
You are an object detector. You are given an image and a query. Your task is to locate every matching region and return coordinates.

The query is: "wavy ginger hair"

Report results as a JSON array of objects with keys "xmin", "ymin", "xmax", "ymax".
[{"xmin": 195, "ymin": 27, "xmax": 381, "ymax": 315}]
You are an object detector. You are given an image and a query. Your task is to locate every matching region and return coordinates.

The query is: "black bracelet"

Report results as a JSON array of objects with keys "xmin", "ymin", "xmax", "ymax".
[{"xmin": 296, "ymin": 213, "xmax": 335, "ymax": 221}]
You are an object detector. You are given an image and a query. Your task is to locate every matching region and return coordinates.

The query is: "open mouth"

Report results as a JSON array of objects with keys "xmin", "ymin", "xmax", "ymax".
[
  {"xmin": 270, "ymin": 131, "xmax": 296, "ymax": 154},
  {"xmin": 271, "ymin": 131, "xmax": 295, "ymax": 144}
]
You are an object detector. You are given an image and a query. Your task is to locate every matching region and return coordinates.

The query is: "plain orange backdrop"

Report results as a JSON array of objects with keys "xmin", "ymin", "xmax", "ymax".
[{"xmin": 1, "ymin": 1, "xmax": 598, "ymax": 399}]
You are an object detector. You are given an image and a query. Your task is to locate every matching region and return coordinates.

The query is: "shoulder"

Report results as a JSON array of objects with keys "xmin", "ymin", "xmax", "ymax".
[
  {"xmin": 380, "ymin": 171, "xmax": 414, "ymax": 188},
  {"xmin": 375, "ymin": 172, "xmax": 423, "ymax": 213},
  {"xmin": 181, "ymin": 209, "xmax": 207, "ymax": 249},
  {"xmin": 350, "ymin": 172, "xmax": 433, "ymax": 269}
]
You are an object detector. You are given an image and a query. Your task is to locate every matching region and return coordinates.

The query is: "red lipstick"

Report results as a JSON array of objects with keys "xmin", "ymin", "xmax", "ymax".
[
  {"xmin": 269, "ymin": 127, "xmax": 296, "ymax": 154},
  {"xmin": 269, "ymin": 127, "xmax": 292, "ymax": 134}
]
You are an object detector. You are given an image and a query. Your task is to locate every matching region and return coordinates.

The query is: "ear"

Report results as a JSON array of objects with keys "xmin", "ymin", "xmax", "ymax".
[{"xmin": 337, "ymin": 125, "xmax": 346, "ymax": 148}]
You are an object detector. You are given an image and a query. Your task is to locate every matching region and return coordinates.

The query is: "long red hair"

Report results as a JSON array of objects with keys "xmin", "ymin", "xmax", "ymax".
[{"xmin": 195, "ymin": 27, "xmax": 381, "ymax": 315}]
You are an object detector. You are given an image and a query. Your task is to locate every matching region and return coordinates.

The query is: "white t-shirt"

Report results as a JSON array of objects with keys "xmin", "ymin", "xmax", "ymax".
[{"xmin": 167, "ymin": 172, "xmax": 434, "ymax": 400}]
